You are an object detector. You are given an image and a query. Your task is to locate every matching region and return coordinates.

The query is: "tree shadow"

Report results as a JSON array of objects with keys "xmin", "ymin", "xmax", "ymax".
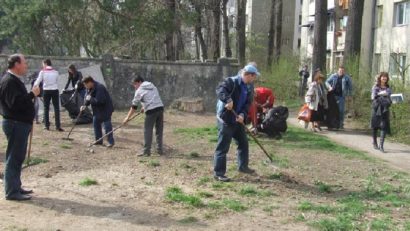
[{"xmin": 26, "ymin": 196, "xmax": 192, "ymax": 229}]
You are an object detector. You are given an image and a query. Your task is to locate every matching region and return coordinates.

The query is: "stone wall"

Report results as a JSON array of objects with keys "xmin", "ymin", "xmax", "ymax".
[{"xmin": 0, "ymin": 54, "xmax": 239, "ymax": 111}]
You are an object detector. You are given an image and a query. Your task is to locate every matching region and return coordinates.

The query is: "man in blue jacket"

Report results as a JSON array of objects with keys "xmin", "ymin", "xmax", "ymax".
[
  {"xmin": 326, "ymin": 66, "xmax": 353, "ymax": 129},
  {"xmin": 81, "ymin": 76, "xmax": 114, "ymax": 147},
  {"xmin": 213, "ymin": 64, "xmax": 259, "ymax": 182}
]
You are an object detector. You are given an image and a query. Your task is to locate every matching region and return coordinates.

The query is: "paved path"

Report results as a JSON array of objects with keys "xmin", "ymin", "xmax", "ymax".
[{"xmin": 288, "ymin": 117, "xmax": 410, "ymax": 172}]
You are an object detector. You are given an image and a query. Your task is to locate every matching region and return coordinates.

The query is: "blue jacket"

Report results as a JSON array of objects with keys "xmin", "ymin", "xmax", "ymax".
[
  {"xmin": 216, "ymin": 75, "xmax": 252, "ymax": 125},
  {"xmin": 86, "ymin": 81, "xmax": 114, "ymax": 122},
  {"xmin": 326, "ymin": 73, "xmax": 353, "ymax": 97}
]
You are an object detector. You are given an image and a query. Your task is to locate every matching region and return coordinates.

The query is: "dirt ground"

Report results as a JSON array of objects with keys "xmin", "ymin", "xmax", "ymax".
[{"xmin": 0, "ymin": 111, "xmax": 409, "ymax": 231}]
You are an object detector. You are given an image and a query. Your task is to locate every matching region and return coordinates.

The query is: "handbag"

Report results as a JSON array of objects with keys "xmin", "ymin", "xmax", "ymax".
[{"xmin": 297, "ymin": 104, "xmax": 311, "ymax": 122}]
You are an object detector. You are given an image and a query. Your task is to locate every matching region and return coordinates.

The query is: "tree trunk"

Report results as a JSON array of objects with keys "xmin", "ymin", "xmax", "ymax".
[
  {"xmin": 164, "ymin": 0, "xmax": 176, "ymax": 61},
  {"xmin": 274, "ymin": 0, "xmax": 282, "ymax": 62},
  {"xmin": 267, "ymin": 0, "xmax": 276, "ymax": 68},
  {"xmin": 236, "ymin": 0, "xmax": 247, "ymax": 67},
  {"xmin": 211, "ymin": 0, "xmax": 221, "ymax": 61},
  {"xmin": 344, "ymin": 0, "xmax": 364, "ymax": 60},
  {"xmin": 221, "ymin": 0, "xmax": 232, "ymax": 57},
  {"xmin": 193, "ymin": 2, "xmax": 208, "ymax": 60},
  {"xmin": 311, "ymin": 0, "xmax": 327, "ymax": 77}
]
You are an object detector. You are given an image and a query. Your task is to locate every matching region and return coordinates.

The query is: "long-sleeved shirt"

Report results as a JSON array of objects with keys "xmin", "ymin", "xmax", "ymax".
[
  {"xmin": 34, "ymin": 66, "xmax": 59, "ymax": 90},
  {"xmin": 0, "ymin": 71, "xmax": 35, "ymax": 124}
]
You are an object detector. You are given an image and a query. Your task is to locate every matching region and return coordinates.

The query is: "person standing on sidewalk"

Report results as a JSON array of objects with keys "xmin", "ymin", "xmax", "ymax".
[
  {"xmin": 123, "ymin": 76, "xmax": 164, "ymax": 156},
  {"xmin": 34, "ymin": 59, "xmax": 64, "ymax": 131},
  {"xmin": 299, "ymin": 65, "xmax": 310, "ymax": 97},
  {"xmin": 326, "ymin": 66, "xmax": 353, "ymax": 129},
  {"xmin": 82, "ymin": 76, "xmax": 115, "ymax": 148},
  {"xmin": 0, "ymin": 54, "xmax": 41, "ymax": 200},
  {"xmin": 213, "ymin": 64, "xmax": 259, "ymax": 182},
  {"xmin": 371, "ymin": 72, "xmax": 392, "ymax": 153}
]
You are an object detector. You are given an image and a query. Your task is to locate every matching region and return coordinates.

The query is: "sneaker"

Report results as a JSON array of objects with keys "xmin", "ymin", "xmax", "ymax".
[
  {"xmin": 56, "ymin": 128, "xmax": 65, "ymax": 132},
  {"xmin": 238, "ymin": 167, "xmax": 255, "ymax": 174},
  {"xmin": 214, "ymin": 175, "xmax": 231, "ymax": 182},
  {"xmin": 43, "ymin": 127, "xmax": 49, "ymax": 131},
  {"xmin": 106, "ymin": 143, "xmax": 114, "ymax": 148}
]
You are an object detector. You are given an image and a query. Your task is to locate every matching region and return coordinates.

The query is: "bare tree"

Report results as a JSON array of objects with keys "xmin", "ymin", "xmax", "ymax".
[
  {"xmin": 164, "ymin": 0, "xmax": 177, "ymax": 61},
  {"xmin": 391, "ymin": 52, "xmax": 410, "ymax": 85},
  {"xmin": 267, "ymin": 0, "xmax": 276, "ymax": 68},
  {"xmin": 221, "ymin": 0, "xmax": 232, "ymax": 57},
  {"xmin": 344, "ymin": 0, "xmax": 365, "ymax": 60},
  {"xmin": 236, "ymin": 0, "xmax": 247, "ymax": 67},
  {"xmin": 274, "ymin": 0, "xmax": 283, "ymax": 62},
  {"xmin": 311, "ymin": 0, "xmax": 327, "ymax": 76},
  {"xmin": 191, "ymin": 0, "xmax": 208, "ymax": 60},
  {"xmin": 210, "ymin": 0, "xmax": 221, "ymax": 61}
]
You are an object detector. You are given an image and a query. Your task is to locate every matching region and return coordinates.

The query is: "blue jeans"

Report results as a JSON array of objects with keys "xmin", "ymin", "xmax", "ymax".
[
  {"xmin": 335, "ymin": 95, "xmax": 345, "ymax": 128},
  {"xmin": 2, "ymin": 120, "xmax": 32, "ymax": 197},
  {"xmin": 93, "ymin": 117, "xmax": 114, "ymax": 145},
  {"xmin": 214, "ymin": 121, "xmax": 249, "ymax": 176}
]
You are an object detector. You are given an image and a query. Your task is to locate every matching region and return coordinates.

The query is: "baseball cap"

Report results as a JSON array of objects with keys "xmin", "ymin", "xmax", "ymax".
[{"xmin": 243, "ymin": 64, "xmax": 260, "ymax": 76}]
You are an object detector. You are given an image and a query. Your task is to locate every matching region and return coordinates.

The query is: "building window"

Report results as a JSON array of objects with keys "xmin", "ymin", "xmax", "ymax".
[
  {"xmin": 327, "ymin": 17, "xmax": 335, "ymax": 32},
  {"xmin": 339, "ymin": 16, "xmax": 348, "ymax": 30},
  {"xmin": 394, "ymin": 1, "xmax": 410, "ymax": 26},
  {"xmin": 389, "ymin": 53, "xmax": 407, "ymax": 76},
  {"xmin": 376, "ymin": 5, "xmax": 383, "ymax": 28}
]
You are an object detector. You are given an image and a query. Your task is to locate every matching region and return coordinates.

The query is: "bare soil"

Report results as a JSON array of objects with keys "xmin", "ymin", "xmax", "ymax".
[{"xmin": 0, "ymin": 111, "xmax": 408, "ymax": 231}]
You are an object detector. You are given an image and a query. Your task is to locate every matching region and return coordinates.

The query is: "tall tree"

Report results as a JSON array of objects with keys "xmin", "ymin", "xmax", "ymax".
[
  {"xmin": 210, "ymin": 0, "xmax": 221, "ymax": 61},
  {"xmin": 221, "ymin": 0, "xmax": 232, "ymax": 57},
  {"xmin": 344, "ymin": 0, "xmax": 365, "ymax": 61},
  {"xmin": 236, "ymin": 0, "xmax": 247, "ymax": 67},
  {"xmin": 311, "ymin": 0, "xmax": 327, "ymax": 76},
  {"xmin": 191, "ymin": 0, "xmax": 208, "ymax": 60},
  {"xmin": 274, "ymin": 0, "xmax": 283, "ymax": 62},
  {"xmin": 267, "ymin": 0, "xmax": 276, "ymax": 68},
  {"xmin": 164, "ymin": 0, "xmax": 177, "ymax": 61}
]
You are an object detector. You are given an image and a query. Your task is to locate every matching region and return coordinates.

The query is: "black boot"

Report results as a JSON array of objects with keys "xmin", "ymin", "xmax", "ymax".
[
  {"xmin": 379, "ymin": 131, "xmax": 386, "ymax": 153},
  {"xmin": 372, "ymin": 129, "xmax": 379, "ymax": 150}
]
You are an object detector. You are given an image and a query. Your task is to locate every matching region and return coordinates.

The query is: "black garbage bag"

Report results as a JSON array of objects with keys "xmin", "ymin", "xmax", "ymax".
[
  {"xmin": 259, "ymin": 106, "xmax": 289, "ymax": 137},
  {"xmin": 60, "ymin": 89, "xmax": 92, "ymax": 124}
]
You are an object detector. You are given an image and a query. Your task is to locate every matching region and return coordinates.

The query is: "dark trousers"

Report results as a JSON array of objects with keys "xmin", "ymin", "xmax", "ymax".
[
  {"xmin": 214, "ymin": 121, "xmax": 249, "ymax": 176},
  {"xmin": 2, "ymin": 119, "xmax": 32, "ymax": 198},
  {"xmin": 43, "ymin": 89, "xmax": 61, "ymax": 128},
  {"xmin": 93, "ymin": 117, "xmax": 114, "ymax": 145},
  {"xmin": 143, "ymin": 109, "xmax": 164, "ymax": 154}
]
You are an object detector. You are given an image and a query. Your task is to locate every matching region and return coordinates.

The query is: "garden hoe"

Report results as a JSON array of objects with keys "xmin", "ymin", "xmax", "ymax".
[
  {"xmin": 232, "ymin": 110, "xmax": 274, "ymax": 163},
  {"xmin": 87, "ymin": 112, "xmax": 142, "ymax": 152},
  {"xmin": 62, "ymin": 106, "xmax": 86, "ymax": 141},
  {"xmin": 25, "ymin": 126, "xmax": 34, "ymax": 167}
]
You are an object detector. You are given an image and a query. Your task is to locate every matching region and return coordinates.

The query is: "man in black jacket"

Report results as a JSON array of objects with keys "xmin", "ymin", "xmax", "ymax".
[
  {"xmin": 213, "ymin": 65, "xmax": 259, "ymax": 182},
  {"xmin": 81, "ymin": 76, "xmax": 114, "ymax": 148},
  {"xmin": 0, "ymin": 54, "xmax": 41, "ymax": 201}
]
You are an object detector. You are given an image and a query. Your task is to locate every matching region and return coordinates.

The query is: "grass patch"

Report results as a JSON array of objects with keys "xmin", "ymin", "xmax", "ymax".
[
  {"xmin": 268, "ymin": 172, "xmax": 283, "ymax": 180},
  {"xmin": 282, "ymin": 126, "xmax": 372, "ymax": 161},
  {"xmin": 174, "ymin": 126, "xmax": 217, "ymax": 140},
  {"xmin": 238, "ymin": 185, "xmax": 258, "ymax": 196},
  {"xmin": 60, "ymin": 143, "xmax": 72, "ymax": 149},
  {"xmin": 298, "ymin": 201, "xmax": 336, "ymax": 214},
  {"xmin": 369, "ymin": 217, "xmax": 393, "ymax": 231},
  {"xmin": 25, "ymin": 157, "xmax": 48, "ymax": 166},
  {"xmin": 222, "ymin": 199, "xmax": 247, "ymax": 212},
  {"xmin": 312, "ymin": 215, "xmax": 356, "ymax": 231},
  {"xmin": 165, "ymin": 186, "xmax": 204, "ymax": 208},
  {"xmin": 197, "ymin": 176, "xmax": 211, "ymax": 186},
  {"xmin": 314, "ymin": 180, "xmax": 332, "ymax": 193},
  {"xmin": 197, "ymin": 191, "xmax": 214, "ymax": 198},
  {"xmin": 178, "ymin": 216, "xmax": 199, "ymax": 224},
  {"xmin": 147, "ymin": 159, "xmax": 160, "ymax": 167},
  {"xmin": 79, "ymin": 177, "xmax": 98, "ymax": 186},
  {"xmin": 212, "ymin": 181, "xmax": 235, "ymax": 190}
]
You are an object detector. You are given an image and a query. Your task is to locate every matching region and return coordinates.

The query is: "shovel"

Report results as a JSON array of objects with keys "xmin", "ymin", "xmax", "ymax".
[{"xmin": 88, "ymin": 112, "xmax": 142, "ymax": 147}]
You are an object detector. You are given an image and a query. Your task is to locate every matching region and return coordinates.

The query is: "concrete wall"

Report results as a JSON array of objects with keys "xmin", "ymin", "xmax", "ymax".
[{"xmin": 0, "ymin": 54, "xmax": 239, "ymax": 111}]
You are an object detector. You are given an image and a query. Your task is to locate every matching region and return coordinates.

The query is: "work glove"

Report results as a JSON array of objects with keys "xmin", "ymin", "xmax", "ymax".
[
  {"xmin": 378, "ymin": 90, "xmax": 388, "ymax": 96},
  {"xmin": 74, "ymin": 83, "xmax": 79, "ymax": 90},
  {"xmin": 85, "ymin": 95, "xmax": 91, "ymax": 102},
  {"xmin": 80, "ymin": 106, "xmax": 86, "ymax": 111}
]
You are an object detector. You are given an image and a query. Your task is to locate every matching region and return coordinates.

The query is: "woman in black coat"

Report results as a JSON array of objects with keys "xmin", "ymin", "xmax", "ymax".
[{"xmin": 371, "ymin": 72, "xmax": 392, "ymax": 153}]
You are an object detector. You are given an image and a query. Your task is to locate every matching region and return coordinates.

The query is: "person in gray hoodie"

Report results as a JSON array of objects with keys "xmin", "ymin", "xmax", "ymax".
[{"xmin": 123, "ymin": 76, "xmax": 164, "ymax": 156}]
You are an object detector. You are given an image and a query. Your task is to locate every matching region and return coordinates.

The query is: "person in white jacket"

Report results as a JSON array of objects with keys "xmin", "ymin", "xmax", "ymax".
[
  {"xmin": 123, "ymin": 76, "xmax": 164, "ymax": 156},
  {"xmin": 34, "ymin": 59, "xmax": 64, "ymax": 131},
  {"xmin": 305, "ymin": 73, "xmax": 328, "ymax": 132}
]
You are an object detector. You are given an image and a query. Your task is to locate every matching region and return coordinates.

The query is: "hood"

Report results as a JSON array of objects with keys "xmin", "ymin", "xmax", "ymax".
[{"xmin": 140, "ymin": 81, "xmax": 155, "ymax": 90}]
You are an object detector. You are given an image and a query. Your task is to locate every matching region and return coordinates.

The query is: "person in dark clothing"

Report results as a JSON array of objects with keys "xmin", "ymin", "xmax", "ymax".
[
  {"xmin": 0, "ymin": 54, "xmax": 41, "ymax": 201},
  {"xmin": 64, "ymin": 64, "xmax": 85, "ymax": 98},
  {"xmin": 213, "ymin": 64, "xmax": 259, "ymax": 182},
  {"xmin": 371, "ymin": 72, "xmax": 392, "ymax": 153},
  {"xmin": 299, "ymin": 65, "xmax": 310, "ymax": 97},
  {"xmin": 81, "ymin": 76, "xmax": 114, "ymax": 148}
]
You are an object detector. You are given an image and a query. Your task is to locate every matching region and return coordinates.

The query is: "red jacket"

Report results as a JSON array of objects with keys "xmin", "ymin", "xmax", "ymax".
[{"xmin": 248, "ymin": 87, "xmax": 275, "ymax": 127}]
